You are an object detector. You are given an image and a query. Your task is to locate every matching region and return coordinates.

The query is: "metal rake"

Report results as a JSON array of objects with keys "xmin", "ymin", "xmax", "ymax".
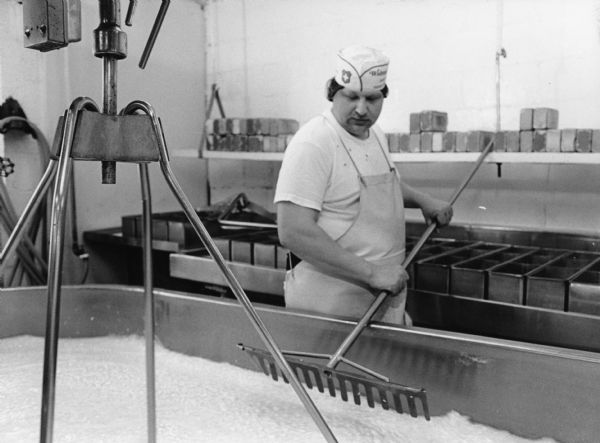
[
  {"xmin": 239, "ymin": 137, "xmax": 494, "ymax": 420},
  {"xmin": 239, "ymin": 343, "xmax": 430, "ymax": 418}
]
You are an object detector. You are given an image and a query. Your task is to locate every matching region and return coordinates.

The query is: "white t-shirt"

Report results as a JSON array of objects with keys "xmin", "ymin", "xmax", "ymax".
[{"xmin": 274, "ymin": 109, "xmax": 397, "ymax": 240}]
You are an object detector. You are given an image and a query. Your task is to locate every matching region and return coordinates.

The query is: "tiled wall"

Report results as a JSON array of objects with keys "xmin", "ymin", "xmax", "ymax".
[{"xmin": 205, "ymin": 0, "xmax": 600, "ymax": 235}]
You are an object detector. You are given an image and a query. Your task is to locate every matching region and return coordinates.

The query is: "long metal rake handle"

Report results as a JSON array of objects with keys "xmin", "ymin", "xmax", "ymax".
[{"xmin": 325, "ymin": 138, "xmax": 495, "ymax": 372}]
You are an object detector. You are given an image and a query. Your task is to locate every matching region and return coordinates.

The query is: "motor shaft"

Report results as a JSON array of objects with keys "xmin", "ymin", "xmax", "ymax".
[{"xmin": 94, "ymin": 0, "xmax": 127, "ymax": 184}]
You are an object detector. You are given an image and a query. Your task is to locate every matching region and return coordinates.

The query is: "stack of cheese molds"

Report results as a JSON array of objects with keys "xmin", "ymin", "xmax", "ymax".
[
  {"xmin": 518, "ymin": 107, "xmax": 600, "ymax": 152},
  {"xmin": 387, "ymin": 107, "xmax": 600, "ymax": 153},
  {"xmin": 206, "ymin": 118, "xmax": 300, "ymax": 152},
  {"xmin": 387, "ymin": 110, "xmax": 493, "ymax": 153}
]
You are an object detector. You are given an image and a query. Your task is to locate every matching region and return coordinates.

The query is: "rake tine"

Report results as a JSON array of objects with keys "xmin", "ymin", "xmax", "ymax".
[
  {"xmin": 393, "ymin": 392, "xmax": 404, "ymax": 414},
  {"xmin": 364, "ymin": 385, "xmax": 375, "ymax": 408},
  {"xmin": 256, "ymin": 355, "xmax": 270, "ymax": 377},
  {"xmin": 337, "ymin": 376, "xmax": 349, "ymax": 402},
  {"xmin": 301, "ymin": 366, "xmax": 314, "ymax": 389},
  {"xmin": 270, "ymin": 362, "xmax": 282, "ymax": 382},
  {"xmin": 303, "ymin": 366, "xmax": 325, "ymax": 393},
  {"xmin": 313, "ymin": 369, "xmax": 325, "ymax": 393},
  {"xmin": 292, "ymin": 361, "xmax": 310, "ymax": 386},
  {"xmin": 325, "ymin": 372, "xmax": 337, "ymax": 398},
  {"xmin": 350, "ymin": 381, "xmax": 362, "ymax": 406},
  {"xmin": 378, "ymin": 388, "xmax": 390, "ymax": 410},
  {"xmin": 420, "ymin": 394, "xmax": 431, "ymax": 419},
  {"xmin": 406, "ymin": 394, "xmax": 418, "ymax": 418}
]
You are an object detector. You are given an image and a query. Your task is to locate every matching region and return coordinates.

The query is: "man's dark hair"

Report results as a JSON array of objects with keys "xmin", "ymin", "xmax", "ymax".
[{"xmin": 325, "ymin": 78, "xmax": 389, "ymax": 101}]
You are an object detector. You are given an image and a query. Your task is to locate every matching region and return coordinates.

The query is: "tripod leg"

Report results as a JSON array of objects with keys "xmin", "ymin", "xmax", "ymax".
[
  {"xmin": 40, "ymin": 97, "xmax": 99, "ymax": 443},
  {"xmin": 139, "ymin": 162, "xmax": 156, "ymax": 443},
  {"xmin": 40, "ymin": 129, "xmax": 73, "ymax": 443}
]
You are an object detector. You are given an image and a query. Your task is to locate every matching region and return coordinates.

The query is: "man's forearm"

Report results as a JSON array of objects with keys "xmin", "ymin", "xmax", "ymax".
[
  {"xmin": 401, "ymin": 181, "xmax": 436, "ymax": 209},
  {"xmin": 400, "ymin": 181, "xmax": 454, "ymax": 226}
]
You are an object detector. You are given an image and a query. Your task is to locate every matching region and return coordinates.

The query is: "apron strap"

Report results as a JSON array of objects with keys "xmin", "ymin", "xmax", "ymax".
[
  {"xmin": 372, "ymin": 129, "xmax": 396, "ymax": 172},
  {"xmin": 322, "ymin": 115, "xmax": 395, "ymax": 184},
  {"xmin": 322, "ymin": 116, "xmax": 366, "ymax": 185}
]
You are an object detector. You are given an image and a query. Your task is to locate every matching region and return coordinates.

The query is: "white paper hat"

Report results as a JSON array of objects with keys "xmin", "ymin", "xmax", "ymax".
[{"xmin": 335, "ymin": 46, "xmax": 389, "ymax": 92}]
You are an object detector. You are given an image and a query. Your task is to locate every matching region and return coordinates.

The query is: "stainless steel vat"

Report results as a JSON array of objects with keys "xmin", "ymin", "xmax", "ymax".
[{"xmin": 2, "ymin": 285, "xmax": 599, "ymax": 443}]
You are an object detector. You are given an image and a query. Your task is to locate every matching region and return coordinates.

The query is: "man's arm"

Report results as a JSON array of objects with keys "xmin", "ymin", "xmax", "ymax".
[
  {"xmin": 401, "ymin": 181, "xmax": 453, "ymax": 227},
  {"xmin": 277, "ymin": 201, "xmax": 409, "ymax": 295}
]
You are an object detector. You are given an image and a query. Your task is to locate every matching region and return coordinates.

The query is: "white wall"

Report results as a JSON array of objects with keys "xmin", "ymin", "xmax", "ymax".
[
  {"xmin": 1, "ymin": 0, "xmax": 207, "ymax": 283},
  {"xmin": 205, "ymin": 0, "xmax": 600, "ymax": 236}
]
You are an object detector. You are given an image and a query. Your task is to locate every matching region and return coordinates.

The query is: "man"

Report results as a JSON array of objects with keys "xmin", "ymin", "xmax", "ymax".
[{"xmin": 274, "ymin": 45, "xmax": 453, "ymax": 325}]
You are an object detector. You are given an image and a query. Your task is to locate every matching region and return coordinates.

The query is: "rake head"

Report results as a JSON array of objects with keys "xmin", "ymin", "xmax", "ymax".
[{"xmin": 238, "ymin": 344, "xmax": 430, "ymax": 420}]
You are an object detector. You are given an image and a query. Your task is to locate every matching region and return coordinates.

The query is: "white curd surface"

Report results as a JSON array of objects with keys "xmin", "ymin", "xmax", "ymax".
[{"xmin": 0, "ymin": 335, "xmax": 557, "ymax": 443}]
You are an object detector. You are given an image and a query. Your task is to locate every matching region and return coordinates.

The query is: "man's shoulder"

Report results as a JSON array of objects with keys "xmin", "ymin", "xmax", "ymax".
[
  {"xmin": 295, "ymin": 114, "xmax": 335, "ymax": 139},
  {"xmin": 288, "ymin": 114, "xmax": 336, "ymax": 151}
]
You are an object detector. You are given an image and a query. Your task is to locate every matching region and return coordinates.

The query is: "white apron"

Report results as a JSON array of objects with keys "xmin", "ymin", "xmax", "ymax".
[{"xmin": 284, "ymin": 117, "xmax": 406, "ymax": 323}]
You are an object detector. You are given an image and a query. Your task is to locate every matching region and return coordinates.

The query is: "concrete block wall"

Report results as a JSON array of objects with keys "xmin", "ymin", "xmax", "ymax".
[{"xmin": 205, "ymin": 0, "xmax": 600, "ymax": 235}]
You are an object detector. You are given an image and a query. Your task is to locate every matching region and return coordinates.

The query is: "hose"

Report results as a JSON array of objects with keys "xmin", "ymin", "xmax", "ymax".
[{"xmin": 0, "ymin": 115, "xmax": 89, "ymax": 285}]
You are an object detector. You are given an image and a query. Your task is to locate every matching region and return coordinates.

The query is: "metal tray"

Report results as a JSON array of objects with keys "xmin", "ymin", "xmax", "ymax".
[
  {"xmin": 449, "ymin": 246, "xmax": 538, "ymax": 299},
  {"xmin": 487, "ymin": 249, "xmax": 567, "ymax": 305},
  {"xmin": 405, "ymin": 239, "xmax": 472, "ymax": 288},
  {"xmin": 527, "ymin": 252, "xmax": 600, "ymax": 310},
  {"xmin": 415, "ymin": 242, "xmax": 507, "ymax": 294},
  {"xmin": 570, "ymin": 261, "xmax": 600, "ymax": 315}
]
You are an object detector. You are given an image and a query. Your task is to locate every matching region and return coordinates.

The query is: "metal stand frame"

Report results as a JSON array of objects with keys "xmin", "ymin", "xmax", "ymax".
[{"xmin": 2, "ymin": 96, "xmax": 337, "ymax": 443}]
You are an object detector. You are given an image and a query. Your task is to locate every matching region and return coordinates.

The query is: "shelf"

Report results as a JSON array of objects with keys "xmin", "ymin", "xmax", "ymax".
[
  {"xmin": 173, "ymin": 148, "xmax": 202, "ymax": 158},
  {"xmin": 391, "ymin": 152, "xmax": 600, "ymax": 164},
  {"xmin": 201, "ymin": 150, "xmax": 600, "ymax": 164},
  {"xmin": 202, "ymin": 151, "xmax": 285, "ymax": 161}
]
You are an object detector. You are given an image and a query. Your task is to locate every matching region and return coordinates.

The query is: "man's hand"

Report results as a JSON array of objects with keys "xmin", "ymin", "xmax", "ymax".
[
  {"xmin": 367, "ymin": 261, "xmax": 409, "ymax": 296},
  {"xmin": 421, "ymin": 198, "xmax": 453, "ymax": 227}
]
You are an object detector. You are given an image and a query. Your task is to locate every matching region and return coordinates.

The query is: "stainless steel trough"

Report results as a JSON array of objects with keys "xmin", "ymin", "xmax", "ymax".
[{"xmin": 2, "ymin": 284, "xmax": 599, "ymax": 443}]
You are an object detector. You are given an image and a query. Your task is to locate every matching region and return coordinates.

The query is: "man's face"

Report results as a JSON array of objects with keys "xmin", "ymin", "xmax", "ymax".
[{"xmin": 331, "ymin": 88, "xmax": 385, "ymax": 139}]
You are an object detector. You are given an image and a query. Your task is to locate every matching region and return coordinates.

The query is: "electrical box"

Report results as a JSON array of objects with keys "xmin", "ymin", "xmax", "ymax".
[{"xmin": 22, "ymin": 0, "xmax": 81, "ymax": 52}]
